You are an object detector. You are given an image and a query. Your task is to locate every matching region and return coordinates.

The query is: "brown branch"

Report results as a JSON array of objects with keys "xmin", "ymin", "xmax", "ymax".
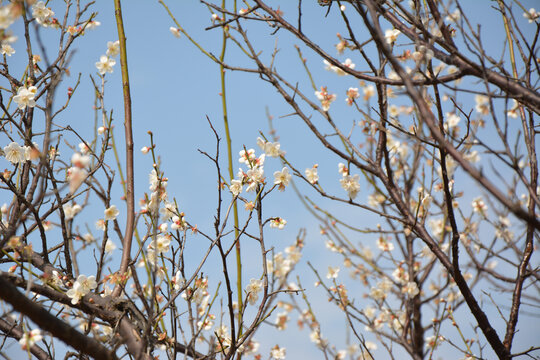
[{"xmin": 0, "ymin": 274, "xmax": 118, "ymax": 360}]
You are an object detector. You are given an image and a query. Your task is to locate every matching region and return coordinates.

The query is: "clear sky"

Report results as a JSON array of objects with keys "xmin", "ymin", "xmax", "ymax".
[{"xmin": 1, "ymin": 0, "xmax": 538, "ymax": 358}]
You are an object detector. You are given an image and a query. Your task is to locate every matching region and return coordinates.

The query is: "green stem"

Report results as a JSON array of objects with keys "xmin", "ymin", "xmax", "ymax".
[
  {"xmin": 218, "ymin": 0, "xmax": 244, "ymax": 342},
  {"xmin": 112, "ymin": 0, "xmax": 135, "ymax": 298}
]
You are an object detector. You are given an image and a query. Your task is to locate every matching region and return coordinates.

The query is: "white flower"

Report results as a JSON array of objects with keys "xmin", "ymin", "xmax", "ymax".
[
  {"xmin": 524, "ymin": 8, "xmax": 539, "ymax": 23},
  {"xmin": 3, "ymin": 142, "xmax": 26, "ymax": 164},
  {"xmin": 169, "ymin": 26, "xmax": 181, "ymax": 38},
  {"xmin": 270, "ymin": 217, "xmax": 287, "ymax": 229},
  {"xmin": 66, "ymin": 282, "xmax": 86, "ymax": 304},
  {"xmin": 363, "ymin": 85, "xmax": 375, "ymax": 100},
  {"xmin": 76, "ymin": 274, "xmax": 97, "ymax": 293},
  {"xmin": 71, "ymin": 152, "xmax": 90, "ymax": 168},
  {"xmin": 106, "ymin": 40, "xmax": 120, "ymax": 57},
  {"xmin": 0, "ymin": 6, "xmax": 16, "ymax": 29},
  {"xmin": 257, "ymin": 137, "xmax": 284, "ymax": 157},
  {"xmin": 471, "ymin": 197, "xmax": 488, "ymax": 215},
  {"xmin": 345, "ymin": 87, "xmax": 359, "ymax": 105},
  {"xmin": 273, "ymin": 167, "xmax": 291, "ymax": 190},
  {"xmin": 475, "ymin": 95, "xmax": 490, "ymax": 115},
  {"xmin": 246, "ymin": 278, "xmax": 263, "ymax": 305},
  {"xmin": 323, "ymin": 58, "xmax": 355, "ymax": 76},
  {"xmin": 13, "ymin": 86, "xmax": 37, "ymax": 109},
  {"xmin": 246, "ymin": 166, "xmax": 265, "ymax": 192},
  {"xmin": 63, "ymin": 203, "xmax": 82, "ymax": 220},
  {"xmin": 315, "ymin": 86, "xmax": 337, "ymax": 111},
  {"xmin": 326, "ymin": 266, "xmax": 340, "ymax": 279},
  {"xmin": 377, "ymin": 236, "xmax": 394, "ymax": 251},
  {"xmin": 172, "ymin": 271, "xmax": 185, "ymax": 291},
  {"xmin": 385, "ymin": 28, "xmax": 400, "ymax": 44},
  {"xmin": 402, "ymin": 281, "xmax": 420, "ymax": 297},
  {"xmin": 507, "ymin": 99, "xmax": 520, "ymax": 118},
  {"xmin": 82, "ymin": 233, "xmax": 95, "ymax": 244},
  {"xmin": 160, "ymin": 201, "xmax": 176, "ymax": 220},
  {"xmin": 32, "ymin": 1, "xmax": 54, "ymax": 27},
  {"xmin": 305, "ymin": 165, "xmax": 319, "ymax": 184},
  {"xmin": 67, "ymin": 166, "xmax": 87, "ymax": 193},
  {"xmin": 230, "ymin": 179, "xmax": 243, "ymax": 196},
  {"xmin": 171, "ymin": 215, "xmax": 187, "ymax": 231},
  {"xmin": 105, "ymin": 240, "xmax": 117, "ymax": 254},
  {"xmin": 19, "ymin": 329, "xmax": 43, "ymax": 350},
  {"xmin": 445, "ymin": 9, "xmax": 461, "ymax": 23},
  {"xmin": 95, "ymin": 219, "xmax": 106, "ymax": 231},
  {"xmin": 445, "ymin": 112, "xmax": 460, "ymax": 129},
  {"xmin": 1, "ymin": 43, "xmax": 14, "ymax": 56},
  {"xmin": 85, "ymin": 20, "xmax": 101, "ymax": 30},
  {"xmin": 104, "ymin": 205, "xmax": 119, "ymax": 221},
  {"xmin": 239, "ymin": 148, "xmax": 256, "ymax": 164},
  {"xmin": 270, "ymin": 345, "xmax": 286, "ymax": 360},
  {"xmin": 338, "ymin": 162, "xmax": 348, "ymax": 176},
  {"xmin": 155, "ymin": 235, "xmax": 171, "ymax": 254},
  {"xmin": 95, "ymin": 55, "xmax": 115, "ymax": 75},
  {"xmin": 340, "ymin": 174, "xmax": 360, "ymax": 199}
]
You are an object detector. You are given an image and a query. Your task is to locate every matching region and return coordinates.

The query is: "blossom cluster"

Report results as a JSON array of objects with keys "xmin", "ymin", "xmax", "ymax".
[
  {"xmin": 95, "ymin": 40, "xmax": 119, "ymax": 75},
  {"xmin": 66, "ymin": 274, "xmax": 98, "ymax": 304},
  {"xmin": 2, "ymin": 141, "xmax": 40, "ymax": 164}
]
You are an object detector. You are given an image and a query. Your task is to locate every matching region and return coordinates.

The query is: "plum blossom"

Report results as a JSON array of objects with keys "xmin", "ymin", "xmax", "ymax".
[
  {"xmin": 403, "ymin": 281, "xmax": 420, "ymax": 297},
  {"xmin": 63, "ymin": 203, "xmax": 82, "ymax": 220},
  {"xmin": 270, "ymin": 217, "xmax": 287, "ymax": 229},
  {"xmin": 270, "ymin": 345, "xmax": 286, "ymax": 359},
  {"xmin": 524, "ymin": 8, "xmax": 539, "ymax": 23},
  {"xmin": 507, "ymin": 99, "xmax": 520, "ymax": 118},
  {"xmin": 363, "ymin": 85, "xmax": 375, "ymax": 100},
  {"xmin": 71, "ymin": 152, "xmax": 90, "ymax": 168},
  {"xmin": 104, "ymin": 205, "xmax": 119, "ymax": 221},
  {"xmin": 340, "ymin": 174, "xmax": 360, "ymax": 199},
  {"xmin": 171, "ymin": 214, "xmax": 187, "ymax": 231},
  {"xmin": 95, "ymin": 55, "xmax": 115, "ymax": 75},
  {"xmin": 170, "ymin": 26, "xmax": 181, "ymax": 38},
  {"xmin": 315, "ymin": 86, "xmax": 336, "ymax": 111},
  {"xmin": 345, "ymin": 87, "xmax": 359, "ymax": 105},
  {"xmin": 445, "ymin": 112, "xmax": 460, "ymax": 130},
  {"xmin": 13, "ymin": 86, "xmax": 37, "ymax": 109},
  {"xmin": 385, "ymin": 28, "xmax": 400, "ymax": 44},
  {"xmin": 106, "ymin": 40, "xmax": 120, "ymax": 57},
  {"xmin": 239, "ymin": 148, "xmax": 256, "ymax": 164},
  {"xmin": 256, "ymin": 137, "xmax": 284, "ymax": 157},
  {"xmin": 32, "ymin": 1, "xmax": 54, "ymax": 27},
  {"xmin": 245, "ymin": 278, "xmax": 263, "ymax": 305},
  {"xmin": 3, "ymin": 142, "xmax": 26, "ymax": 164},
  {"xmin": 445, "ymin": 8, "xmax": 461, "ymax": 23},
  {"xmin": 67, "ymin": 167, "xmax": 87, "ymax": 193},
  {"xmin": 326, "ymin": 266, "xmax": 340, "ymax": 279},
  {"xmin": 154, "ymin": 235, "xmax": 171, "ymax": 254},
  {"xmin": 105, "ymin": 240, "xmax": 117, "ymax": 254},
  {"xmin": 0, "ymin": 5, "xmax": 16, "ymax": 29},
  {"xmin": 66, "ymin": 274, "xmax": 97, "ymax": 304},
  {"xmin": 1, "ymin": 43, "xmax": 14, "ymax": 56},
  {"xmin": 377, "ymin": 236, "xmax": 395, "ymax": 251},
  {"xmin": 471, "ymin": 197, "xmax": 488, "ymax": 215},
  {"xmin": 245, "ymin": 166, "xmax": 265, "ymax": 192},
  {"xmin": 95, "ymin": 219, "xmax": 106, "ymax": 231},
  {"xmin": 19, "ymin": 329, "xmax": 43, "ymax": 350},
  {"xmin": 305, "ymin": 165, "xmax": 319, "ymax": 184},
  {"xmin": 273, "ymin": 167, "xmax": 291, "ymax": 190},
  {"xmin": 475, "ymin": 95, "xmax": 490, "ymax": 115},
  {"xmin": 230, "ymin": 179, "xmax": 243, "ymax": 196}
]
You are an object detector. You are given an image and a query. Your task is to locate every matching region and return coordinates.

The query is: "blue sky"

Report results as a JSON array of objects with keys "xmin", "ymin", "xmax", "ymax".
[{"xmin": 1, "ymin": 0, "xmax": 539, "ymax": 358}]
